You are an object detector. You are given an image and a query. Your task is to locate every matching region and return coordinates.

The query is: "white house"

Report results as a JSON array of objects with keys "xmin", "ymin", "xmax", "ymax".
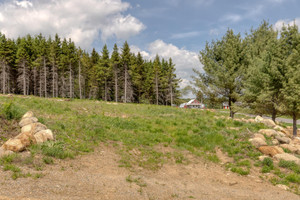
[{"xmin": 180, "ymin": 99, "xmax": 205, "ymax": 109}]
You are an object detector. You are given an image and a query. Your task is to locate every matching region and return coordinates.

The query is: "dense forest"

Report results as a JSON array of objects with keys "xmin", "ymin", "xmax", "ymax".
[
  {"xmin": 0, "ymin": 33, "xmax": 180, "ymax": 105},
  {"xmin": 192, "ymin": 21, "xmax": 300, "ymax": 136}
]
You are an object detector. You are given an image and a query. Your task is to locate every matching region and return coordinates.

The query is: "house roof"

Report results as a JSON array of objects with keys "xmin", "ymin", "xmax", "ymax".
[{"xmin": 186, "ymin": 99, "xmax": 203, "ymax": 106}]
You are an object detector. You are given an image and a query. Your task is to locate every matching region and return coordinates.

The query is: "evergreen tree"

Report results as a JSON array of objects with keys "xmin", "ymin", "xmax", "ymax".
[
  {"xmin": 111, "ymin": 44, "xmax": 120, "ymax": 102},
  {"xmin": 280, "ymin": 24, "xmax": 300, "ymax": 136},
  {"xmin": 197, "ymin": 29, "xmax": 244, "ymax": 118}
]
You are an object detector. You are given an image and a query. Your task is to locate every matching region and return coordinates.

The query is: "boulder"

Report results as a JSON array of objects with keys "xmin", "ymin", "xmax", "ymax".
[
  {"xmin": 273, "ymin": 146, "xmax": 285, "ymax": 154},
  {"xmin": 15, "ymin": 132, "xmax": 36, "ymax": 147},
  {"xmin": 19, "ymin": 117, "xmax": 38, "ymax": 127},
  {"xmin": 255, "ymin": 116, "xmax": 264, "ymax": 122},
  {"xmin": 21, "ymin": 122, "xmax": 47, "ymax": 134},
  {"xmin": 254, "ymin": 133, "xmax": 265, "ymax": 141},
  {"xmin": 263, "ymin": 119, "xmax": 277, "ymax": 128},
  {"xmin": 280, "ymin": 144, "xmax": 298, "ymax": 153},
  {"xmin": 22, "ymin": 111, "xmax": 34, "ymax": 119},
  {"xmin": 274, "ymin": 153, "xmax": 300, "ymax": 165},
  {"xmin": 2, "ymin": 138, "xmax": 24, "ymax": 152},
  {"xmin": 272, "ymin": 139, "xmax": 279, "ymax": 145},
  {"xmin": 275, "ymin": 132, "xmax": 286, "ymax": 137},
  {"xmin": 34, "ymin": 129, "xmax": 54, "ymax": 144},
  {"xmin": 258, "ymin": 129, "xmax": 277, "ymax": 137},
  {"xmin": 258, "ymin": 146, "xmax": 282, "ymax": 157},
  {"xmin": 274, "ymin": 125, "xmax": 285, "ymax": 132},
  {"xmin": 249, "ymin": 138, "xmax": 267, "ymax": 148},
  {"xmin": 275, "ymin": 136, "xmax": 291, "ymax": 144}
]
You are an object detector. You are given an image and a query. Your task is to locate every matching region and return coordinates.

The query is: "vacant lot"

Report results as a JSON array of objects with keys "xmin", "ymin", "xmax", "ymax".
[{"xmin": 0, "ymin": 95, "xmax": 299, "ymax": 199}]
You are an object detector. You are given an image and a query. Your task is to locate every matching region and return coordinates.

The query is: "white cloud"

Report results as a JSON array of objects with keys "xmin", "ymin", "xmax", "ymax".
[
  {"xmin": 274, "ymin": 18, "xmax": 300, "ymax": 31},
  {"xmin": 171, "ymin": 31, "xmax": 201, "ymax": 39},
  {"xmin": 15, "ymin": 0, "xmax": 33, "ymax": 8},
  {"xmin": 222, "ymin": 14, "xmax": 242, "ymax": 23},
  {"xmin": 131, "ymin": 40, "xmax": 203, "ymax": 90},
  {"xmin": 0, "ymin": 0, "xmax": 145, "ymax": 50}
]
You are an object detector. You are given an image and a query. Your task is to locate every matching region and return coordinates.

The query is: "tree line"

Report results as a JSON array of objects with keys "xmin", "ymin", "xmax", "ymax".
[
  {"xmin": 0, "ymin": 33, "xmax": 180, "ymax": 105},
  {"xmin": 192, "ymin": 21, "xmax": 300, "ymax": 136}
]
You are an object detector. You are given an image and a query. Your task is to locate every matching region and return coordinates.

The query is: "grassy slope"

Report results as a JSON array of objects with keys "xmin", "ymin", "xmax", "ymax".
[{"xmin": 0, "ymin": 95, "xmax": 299, "ymax": 193}]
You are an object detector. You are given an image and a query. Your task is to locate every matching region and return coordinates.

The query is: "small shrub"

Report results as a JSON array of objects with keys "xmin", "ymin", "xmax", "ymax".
[
  {"xmin": 285, "ymin": 173, "xmax": 300, "ymax": 183},
  {"xmin": 279, "ymin": 160, "xmax": 300, "ymax": 173},
  {"xmin": 261, "ymin": 166, "xmax": 272, "ymax": 173},
  {"xmin": 43, "ymin": 157, "xmax": 54, "ymax": 164},
  {"xmin": 0, "ymin": 101, "xmax": 24, "ymax": 120},
  {"xmin": 4, "ymin": 164, "xmax": 21, "ymax": 173},
  {"xmin": 231, "ymin": 167, "xmax": 250, "ymax": 175},
  {"xmin": 262, "ymin": 157, "xmax": 274, "ymax": 168}
]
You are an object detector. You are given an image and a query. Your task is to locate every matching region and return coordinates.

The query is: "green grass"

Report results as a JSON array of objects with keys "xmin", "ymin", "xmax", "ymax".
[{"xmin": 1, "ymin": 94, "xmax": 299, "ymax": 192}]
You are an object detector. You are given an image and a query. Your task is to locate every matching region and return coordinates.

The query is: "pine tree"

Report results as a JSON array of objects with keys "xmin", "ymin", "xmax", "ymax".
[
  {"xmin": 121, "ymin": 41, "xmax": 132, "ymax": 103},
  {"xmin": 243, "ymin": 22, "xmax": 283, "ymax": 121},
  {"xmin": 197, "ymin": 29, "xmax": 244, "ymax": 118},
  {"xmin": 279, "ymin": 24, "xmax": 300, "ymax": 136},
  {"xmin": 111, "ymin": 44, "xmax": 120, "ymax": 102},
  {"xmin": 97, "ymin": 44, "xmax": 111, "ymax": 101}
]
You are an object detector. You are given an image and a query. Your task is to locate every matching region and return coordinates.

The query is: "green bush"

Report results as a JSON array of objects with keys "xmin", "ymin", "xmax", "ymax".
[
  {"xmin": 0, "ymin": 101, "xmax": 24, "ymax": 120},
  {"xmin": 279, "ymin": 160, "xmax": 300, "ymax": 173},
  {"xmin": 262, "ymin": 157, "xmax": 274, "ymax": 168}
]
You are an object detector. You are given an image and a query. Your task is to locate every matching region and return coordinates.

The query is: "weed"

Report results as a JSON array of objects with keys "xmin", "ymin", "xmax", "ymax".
[
  {"xmin": 43, "ymin": 157, "xmax": 54, "ymax": 164},
  {"xmin": 0, "ymin": 101, "xmax": 24, "ymax": 120},
  {"xmin": 279, "ymin": 160, "xmax": 300, "ymax": 174}
]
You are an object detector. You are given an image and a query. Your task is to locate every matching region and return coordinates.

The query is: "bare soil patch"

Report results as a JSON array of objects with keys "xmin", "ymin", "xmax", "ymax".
[{"xmin": 0, "ymin": 144, "xmax": 299, "ymax": 200}]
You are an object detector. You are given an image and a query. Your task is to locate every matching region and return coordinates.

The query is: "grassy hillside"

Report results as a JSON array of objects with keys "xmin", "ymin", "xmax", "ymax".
[{"xmin": 0, "ymin": 95, "xmax": 299, "ymax": 193}]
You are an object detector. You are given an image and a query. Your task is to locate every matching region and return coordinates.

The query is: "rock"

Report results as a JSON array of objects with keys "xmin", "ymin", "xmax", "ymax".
[
  {"xmin": 258, "ymin": 129, "xmax": 277, "ymax": 137},
  {"xmin": 21, "ymin": 122, "xmax": 47, "ymax": 134},
  {"xmin": 0, "ymin": 147, "xmax": 13, "ymax": 157},
  {"xmin": 273, "ymin": 146, "xmax": 285, "ymax": 154},
  {"xmin": 292, "ymin": 137, "xmax": 300, "ymax": 145},
  {"xmin": 259, "ymin": 155, "xmax": 269, "ymax": 162},
  {"xmin": 274, "ymin": 125, "xmax": 285, "ymax": 132},
  {"xmin": 276, "ymin": 184, "xmax": 289, "ymax": 191},
  {"xmin": 276, "ymin": 132, "xmax": 286, "ymax": 137},
  {"xmin": 263, "ymin": 119, "xmax": 277, "ymax": 128},
  {"xmin": 254, "ymin": 133, "xmax": 266, "ymax": 141},
  {"xmin": 258, "ymin": 146, "xmax": 282, "ymax": 157},
  {"xmin": 19, "ymin": 117, "xmax": 38, "ymax": 127},
  {"xmin": 2, "ymin": 138, "xmax": 24, "ymax": 152},
  {"xmin": 249, "ymin": 138, "xmax": 267, "ymax": 148},
  {"xmin": 274, "ymin": 153, "xmax": 300, "ymax": 165},
  {"xmin": 34, "ymin": 129, "xmax": 54, "ymax": 144},
  {"xmin": 280, "ymin": 144, "xmax": 298, "ymax": 153},
  {"xmin": 272, "ymin": 139, "xmax": 279, "ymax": 145},
  {"xmin": 22, "ymin": 111, "xmax": 34, "ymax": 119},
  {"xmin": 294, "ymin": 145, "xmax": 300, "ymax": 155},
  {"xmin": 275, "ymin": 136, "xmax": 291, "ymax": 144},
  {"xmin": 255, "ymin": 116, "xmax": 264, "ymax": 122},
  {"xmin": 15, "ymin": 132, "xmax": 36, "ymax": 147}
]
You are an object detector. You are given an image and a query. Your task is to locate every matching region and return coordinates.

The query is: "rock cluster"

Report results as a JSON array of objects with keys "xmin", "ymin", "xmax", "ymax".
[
  {"xmin": 249, "ymin": 116, "xmax": 300, "ymax": 165},
  {"xmin": 0, "ymin": 111, "xmax": 54, "ymax": 157}
]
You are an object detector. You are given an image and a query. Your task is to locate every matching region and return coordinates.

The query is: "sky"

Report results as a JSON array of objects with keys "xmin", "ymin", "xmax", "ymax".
[{"xmin": 0, "ymin": 0, "xmax": 299, "ymax": 97}]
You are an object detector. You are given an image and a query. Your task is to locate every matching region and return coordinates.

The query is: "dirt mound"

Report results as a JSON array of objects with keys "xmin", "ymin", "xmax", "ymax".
[{"xmin": 0, "ymin": 144, "xmax": 298, "ymax": 200}]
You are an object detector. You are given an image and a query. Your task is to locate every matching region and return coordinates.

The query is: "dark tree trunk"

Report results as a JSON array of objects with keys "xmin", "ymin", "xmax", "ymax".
[
  {"xmin": 293, "ymin": 113, "xmax": 297, "ymax": 137},
  {"xmin": 271, "ymin": 107, "xmax": 277, "ymax": 122},
  {"xmin": 229, "ymin": 97, "xmax": 234, "ymax": 119}
]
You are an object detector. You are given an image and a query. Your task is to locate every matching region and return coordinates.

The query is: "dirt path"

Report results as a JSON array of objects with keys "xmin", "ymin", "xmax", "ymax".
[{"xmin": 0, "ymin": 145, "xmax": 299, "ymax": 200}]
